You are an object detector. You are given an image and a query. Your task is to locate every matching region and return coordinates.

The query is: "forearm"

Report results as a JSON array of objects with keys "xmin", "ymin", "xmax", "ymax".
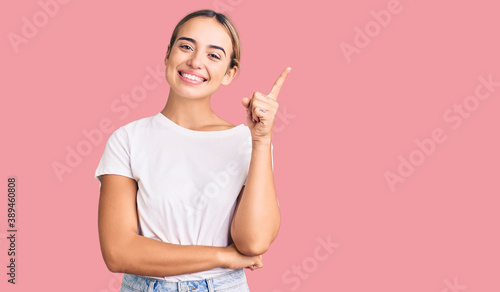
[
  {"xmin": 108, "ymin": 235, "xmax": 226, "ymax": 277},
  {"xmin": 231, "ymin": 139, "xmax": 281, "ymax": 256}
]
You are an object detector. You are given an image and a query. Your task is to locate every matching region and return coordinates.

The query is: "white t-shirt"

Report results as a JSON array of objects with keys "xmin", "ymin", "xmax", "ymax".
[{"xmin": 94, "ymin": 112, "xmax": 273, "ymax": 281}]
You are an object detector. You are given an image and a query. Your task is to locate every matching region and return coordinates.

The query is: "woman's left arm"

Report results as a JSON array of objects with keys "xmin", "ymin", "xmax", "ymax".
[
  {"xmin": 231, "ymin": 138, "xmax": 280, "ymax": 256},
  {"xmin": 231, "ymin": 67, "xmax": 291, "ymax": 257}
]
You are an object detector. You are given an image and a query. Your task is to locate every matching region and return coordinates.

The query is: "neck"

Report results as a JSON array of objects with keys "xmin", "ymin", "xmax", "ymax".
[{"xmin": 161, "ymin": 89, "xmax": 220, "ymax": 130}]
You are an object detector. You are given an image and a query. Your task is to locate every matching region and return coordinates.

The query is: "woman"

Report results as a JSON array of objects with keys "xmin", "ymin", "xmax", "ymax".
[{"xmin": 95, "ymin": 9, "xmax": 290, "ymax": 292}]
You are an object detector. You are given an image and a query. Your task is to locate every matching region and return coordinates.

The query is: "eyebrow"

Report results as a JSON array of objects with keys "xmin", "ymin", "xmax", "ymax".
[{"xmin": 177, "ymin": 37, "xmax": 226, "ymax": 57}]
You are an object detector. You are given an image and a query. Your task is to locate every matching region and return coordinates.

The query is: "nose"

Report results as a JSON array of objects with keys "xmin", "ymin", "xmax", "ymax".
[{"xmin": 187, "ymin": 51, "xmax": 204, "ymax": 69}]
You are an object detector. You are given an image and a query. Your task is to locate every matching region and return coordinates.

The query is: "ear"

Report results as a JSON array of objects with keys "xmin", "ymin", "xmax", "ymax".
[
  {"xmin": 221, "ymin": 66, "xmax": 238, "ymax": 86},
  {"xmin": 164, "ymin": 44, "xmax": 171, "ymax": 65}
]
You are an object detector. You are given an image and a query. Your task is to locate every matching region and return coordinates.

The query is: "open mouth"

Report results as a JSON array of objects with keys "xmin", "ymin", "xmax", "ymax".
[{"xmin": 178, "ymin": 71, "xmax": 207, "ymax": 82}]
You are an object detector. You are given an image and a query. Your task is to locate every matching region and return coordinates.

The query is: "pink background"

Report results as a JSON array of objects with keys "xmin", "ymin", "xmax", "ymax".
[{"xmin": 1, "ymin": 0, "xmax": 499, "ymax": 291}]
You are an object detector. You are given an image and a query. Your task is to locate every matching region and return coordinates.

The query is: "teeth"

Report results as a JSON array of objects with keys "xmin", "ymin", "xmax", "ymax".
[{"xmin": 182, "ymin": 72, "xmax": 204, "ymax": 82}]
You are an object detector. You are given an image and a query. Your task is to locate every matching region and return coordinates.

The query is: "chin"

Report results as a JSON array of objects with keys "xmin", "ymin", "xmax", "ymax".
[{"xmin": 172, "ymin": 88, "xmax": 214, "ymax": 100}]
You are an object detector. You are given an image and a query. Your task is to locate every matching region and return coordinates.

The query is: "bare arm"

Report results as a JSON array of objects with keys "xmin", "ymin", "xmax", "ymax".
[
  {"xmin": 230, "ymin": 139, "xmax": 281, "ymax": 256},
  {"xmin": 98, "ymin": 174, "xmax": 262, "ymax": 276},
  {"xmin": 233, "ymin": 68, "xmax": 289, "ymax": 257}
]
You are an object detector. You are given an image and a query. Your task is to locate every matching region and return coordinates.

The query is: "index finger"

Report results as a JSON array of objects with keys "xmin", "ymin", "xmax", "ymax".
[{"xmin": 268, "ymin": 67, "xmax": 292, "ymax": 100}]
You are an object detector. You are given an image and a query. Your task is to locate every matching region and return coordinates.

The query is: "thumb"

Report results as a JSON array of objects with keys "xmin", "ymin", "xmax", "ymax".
[{"xmin": 241, "ymin": 97, "xmax": 250, "ymax": 108}]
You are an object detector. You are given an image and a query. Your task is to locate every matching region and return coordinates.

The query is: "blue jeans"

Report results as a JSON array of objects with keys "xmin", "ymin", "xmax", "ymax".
[{"xmin": 119, "ymin": 268, "xmax": 250, "ymax": 292}]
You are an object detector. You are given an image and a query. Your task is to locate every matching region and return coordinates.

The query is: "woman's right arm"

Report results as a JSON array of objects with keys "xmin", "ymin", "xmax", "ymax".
[{"xmin": 98, "ymin": 174, "xmax": 263, "ymax": 277}]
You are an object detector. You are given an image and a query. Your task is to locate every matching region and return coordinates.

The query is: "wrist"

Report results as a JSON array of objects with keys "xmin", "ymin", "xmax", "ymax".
[
  {"xmin": 216, "ymin": 246, "xmax": 229, "ymax": 268},
  {"xmin": 252, "ymin": 137, "xmax": 272, "ymax": 147}
]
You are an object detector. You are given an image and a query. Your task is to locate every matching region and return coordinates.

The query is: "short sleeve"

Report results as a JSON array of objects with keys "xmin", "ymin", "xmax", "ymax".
[
  {"xmin": 243, "ymin": 143, "xmax": 274, "ymax": 186},
  {"xmin": 94, "ymin": 127, "xmax": 134, "ymax": 182}
]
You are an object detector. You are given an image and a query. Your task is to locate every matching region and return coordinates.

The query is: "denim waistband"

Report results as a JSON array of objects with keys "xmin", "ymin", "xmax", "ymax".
[{"xmin": 121, "ymin": 268, "xmax": 247, "ymax": 292}]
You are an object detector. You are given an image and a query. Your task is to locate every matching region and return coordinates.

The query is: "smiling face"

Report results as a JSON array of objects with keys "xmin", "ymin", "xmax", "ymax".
[{"xmin": 164, "ymin": 16, "xmax": 238, "ymax": 99}]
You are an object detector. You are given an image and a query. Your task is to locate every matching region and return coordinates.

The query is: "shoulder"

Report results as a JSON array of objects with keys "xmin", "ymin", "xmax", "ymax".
[
  {"xmin": 111, "ymin": 115, "xmax": 156, "ymax": 135},
  {"xmin": 122, "ymin": 115, "xmax": 156, "ymax": 130},
  {"xmin": 106, "ymin": 115, "xmax": 156, "ymax": 144}
]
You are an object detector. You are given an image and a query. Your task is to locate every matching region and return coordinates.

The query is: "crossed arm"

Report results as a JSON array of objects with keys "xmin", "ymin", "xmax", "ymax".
[
  {"xmin": 97, "ymin": 140, "xmax": 280, "ymax": 275},
  {"xmin": 97, "ymin": 174, "xmax": 230, "ymax": 276}
]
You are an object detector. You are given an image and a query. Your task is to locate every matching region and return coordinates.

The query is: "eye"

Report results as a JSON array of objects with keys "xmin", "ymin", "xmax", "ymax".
[
  {"xmin": 180, "ymin": 44, "xmax": 193, "ymax": 50},
  {"xmin": 208, "ymin": 53, "xmax": 221, "ymax": 60}
]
